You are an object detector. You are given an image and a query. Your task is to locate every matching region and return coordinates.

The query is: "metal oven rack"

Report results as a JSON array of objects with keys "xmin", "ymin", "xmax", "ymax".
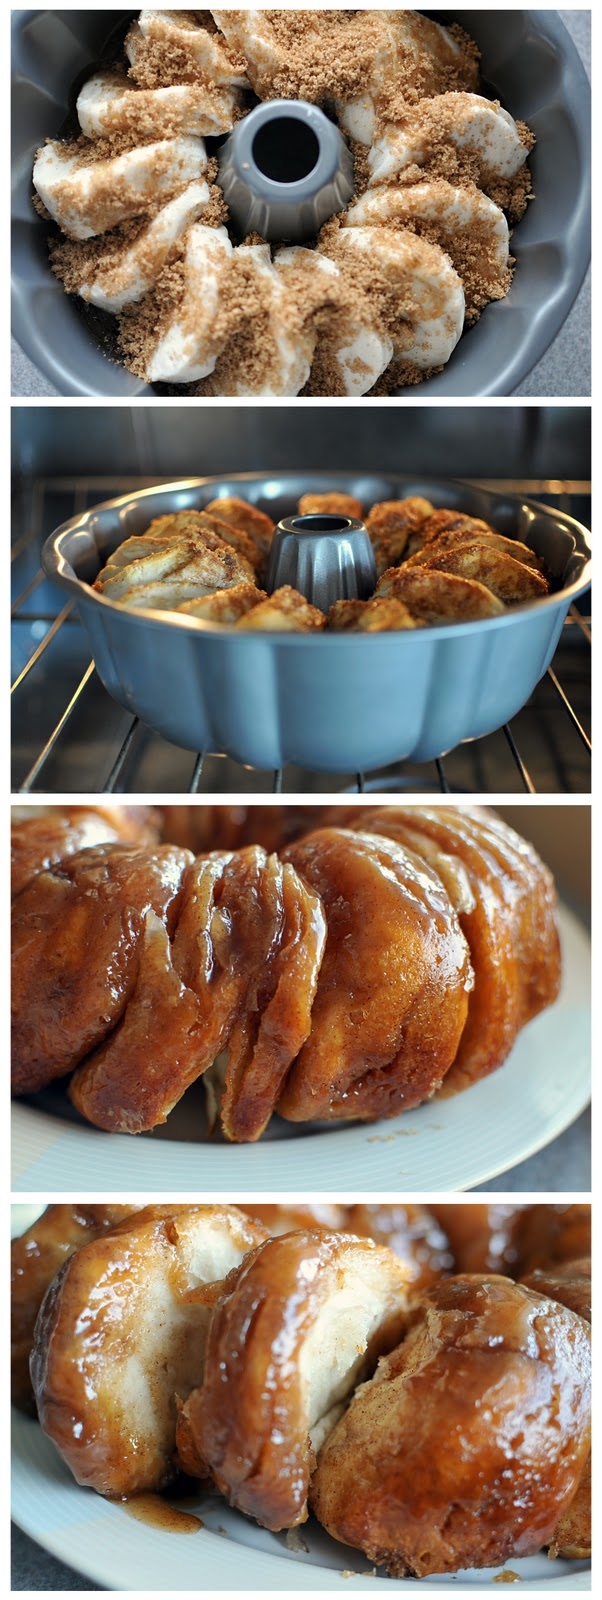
[{"xmin": 11, "ymin": 477, "xmax": 591, "ymax": 796}]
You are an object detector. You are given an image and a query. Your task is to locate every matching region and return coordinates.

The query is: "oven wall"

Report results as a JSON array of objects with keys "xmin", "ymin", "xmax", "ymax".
[{"xmin": 11, "ymin": 405, "xmax": 591, "ymax": 481}]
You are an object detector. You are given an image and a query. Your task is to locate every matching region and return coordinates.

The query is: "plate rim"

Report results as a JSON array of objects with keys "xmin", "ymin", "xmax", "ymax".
[{"xmin": 11, "ymin": 1410, "xmax": 592, "ymax": 1592}]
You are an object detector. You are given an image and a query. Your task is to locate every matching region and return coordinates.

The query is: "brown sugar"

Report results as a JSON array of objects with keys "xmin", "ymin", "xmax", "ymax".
[
  {"xmin": 373, "ymin": 98, "xmax": 535, "ymax": 224},
  {"xmin": 126, "ymin": 13, "xmax": 247, "ymax": 91},
  {"xmin": 51, "ymin": 160, "xmax": 226, "ymax": 308},
  {"xmin": 221, "ymin": 10, "xmax": 479, "ymax": 107},
  {"xmin": 118, "ymin": 254, "xmax": 188, "ymax": 378},
  {"xmin": 33, "ymin": 9, "xmax": 535, "ymax": 396}
]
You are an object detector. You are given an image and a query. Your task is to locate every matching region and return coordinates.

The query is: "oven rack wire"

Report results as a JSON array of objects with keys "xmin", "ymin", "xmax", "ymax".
[{"xmin": 11, "ymin": 477, "xmax": 591, "ymax": 796}]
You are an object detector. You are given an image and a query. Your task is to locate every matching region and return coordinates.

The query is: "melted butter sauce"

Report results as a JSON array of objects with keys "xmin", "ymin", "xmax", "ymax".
[{"xmin": 122, "ymin": 1493, "xmax": 203, "ymax": 1534}]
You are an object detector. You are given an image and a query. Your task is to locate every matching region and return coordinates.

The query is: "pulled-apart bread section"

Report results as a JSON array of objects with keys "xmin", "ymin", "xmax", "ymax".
[
  {"xmin": 15, "ymin": 1202, "xmax": 592, "ymax": 1574},
  {"xmin": 277, "ymin": 827, "xmax": 473, "ymax": 1121},
  {"xmin": 11, "ymin": 806, "xmax": 561, "ymax": 1140},
  {"xmin": 177, "ymin": 1229, "xmax": 411, "ymax": 1529},
  {"xmin": 30, "ymin": 1204, "xmax": 268, "ymax": 1497},
  {"xmin": 310, "ymin": 1273, "xmax": 591, "ymax": 1576},
  {"xmin": 11, "ymin": 1203, "xmax": 138, "ymax": 1413}
]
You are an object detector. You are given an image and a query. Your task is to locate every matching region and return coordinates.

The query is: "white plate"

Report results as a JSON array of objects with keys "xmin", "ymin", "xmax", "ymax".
[
  {"xmin": 11, "ymin": 1410, "xmax": 591, "ymax": 1592},
  {"xmin": 11, "ymin": 903, "xmax": 590, "ymax": 1193}
]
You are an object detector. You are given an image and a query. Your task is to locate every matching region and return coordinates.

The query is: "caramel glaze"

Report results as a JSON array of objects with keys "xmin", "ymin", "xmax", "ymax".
[
  {"xmin": 11, "ymin": 805, "xmax": 561, "ymax": 1141},
  {"xmin": 69, "ymin": 845, "xmax": 326, "ymax": 1141},
  {"xmin": 240, "ymin": 1203, "xmax": 454, "ymax": 1292},
  {"xmin": 429, "ymin": 1203, "xmax": 528, "ymax": 1276},
  {"xmin": 11, "ymin": 843, "xmax": 192, "ymax": 1094},
  {"xmin": 430, "ymin": 1203, "xmax": 591, "ymax": 1279},
  {"xmin": 11, "ymin": 1204, "xmax": 137, "ymax": 1413},
  {"xmin": 345, "ymin": 1203, "xmax": 453, "ymax": 1290},
  {"xmin": 521, "ymin": 1258, "xmax": 591, "ymax": 1562},
  {"xmin": 279, "ymin": 827, "xmax": 473, "ymax": 1122},
  {"xmin": 157, "ymin": 804, "xmax": 340, "ymax": 855},
  {"xmin": 30, "ymin": 1205, "xmax": 268, "ymax": 1498},
  {"xmin": 10, "ymin": 805, "xmax": 159, "ymax": 898},
  {"xmin": 351, "ymin": 807, "xmax": 561, "ymax": 1092},
  {"xmin": 179, "ymin": 1229, "xmax": 410, "ymax": 1532},
  {"xmin": 310, "ymin": 1274, "xmax": 591, "ymax": 1578},
  {"xmin": 122, "ymin": 1492, "xmax": 202, "ymax": 1533}
]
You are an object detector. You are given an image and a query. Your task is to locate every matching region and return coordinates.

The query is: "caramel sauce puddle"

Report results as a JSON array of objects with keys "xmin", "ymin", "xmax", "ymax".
[{"xmin": 122, "ymin": 1492, "xmax": 203, "ymax": 1534}]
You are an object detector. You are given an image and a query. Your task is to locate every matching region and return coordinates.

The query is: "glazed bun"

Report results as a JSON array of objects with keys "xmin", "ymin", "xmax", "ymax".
[
  {"xmin": 311, "ymin": 1274, "xmax": 591, "ymax": 1576},
  {"xmin": 179, "ymin": 1229, "xmax": 410, "ymax": 1529},
  {"xmin": 31, "ymin": 1205, "xmax": 268, "ymax": 1496}
]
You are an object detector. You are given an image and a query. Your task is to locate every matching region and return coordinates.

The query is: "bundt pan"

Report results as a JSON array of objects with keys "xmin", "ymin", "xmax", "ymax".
[
  {"xmin": 11, "ymin": 10, "xmax": 591, "ymax": 398},
  {"xmin": 42, "ymin": 472, "xmax": 591, "ymax": 771}
]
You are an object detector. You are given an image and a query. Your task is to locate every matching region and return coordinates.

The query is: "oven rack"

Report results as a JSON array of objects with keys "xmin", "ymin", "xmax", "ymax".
[{"xmin": 11, "ymin": 477, "xmax": 591, "ymax": 796}]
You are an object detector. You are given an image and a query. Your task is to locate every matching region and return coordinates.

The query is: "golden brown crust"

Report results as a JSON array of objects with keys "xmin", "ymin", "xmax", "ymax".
[
  {"xmin": 203, "ymin": 497, "xmax": 275, "ymax": 559},
  {"xmin": 277, "ymin": 827, "xmax": 473, "ymax": 1123},
  {"xmin": 11, "ymin": 1204, "xmax": 139, "ymax": 1413},
  {"xmin": 548, "ymin": 1455, "xmax": 591, "ymax": 1561},
  {"xmin": 353, "ymin": 807, "xmax": 561, "ymax": 1092},
  {"xmin": 190, "ymin": 510, "xmax": 264, "ymax": 574},
  {"xmin": 420, "ymin": 510, "xmax": 495, "ymax": 542},
  {"xmin": 375, "ymin": 563, "xmax": 506, "ymax": 621},
  {"xmin": 421, "ymin": 542, "xmax": 550, "ymax": 603},
  {"xmin": 234, "ymin": 585, "xmax": 326, "ymax": 631},
  {"xmin": 31, "ymin": 1205, "xmax": 268, "ymax": 1497},
  {"xmin": 404, "ymin": 528, "xmax": 545, "ymax": 572},
  {"xmin": 11, "ymin": 805, "xmax": 159, "ymax": 899},
  {"xmin": 178, "ymin": 582, "xmax": 267, "ymax": 623},
  {"xmin": 297, "ymin": 492, "xmax": 363, "ymax": 519},
  {"xmin": 310, "ymin": 1274, "xmax": 591, "ymax": 1577},
  {"xmin": 93, "ymin": 509, "xmax": 260, "ymax": 610},
  {"xmin": 179, "ymin": 1229, "xmax": 410, "ymax": 1529},
  {"xmin": 327, "ymin": 596, "xmax": 417, "ymax": 631},
  {"xmin": 366, "ymin": 496, "xmax": 434, "ymax": 573}
]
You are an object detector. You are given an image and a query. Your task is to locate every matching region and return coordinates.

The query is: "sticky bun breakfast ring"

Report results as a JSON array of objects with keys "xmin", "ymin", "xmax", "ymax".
[
  {"xmin": 13, "ymin": 1201, "xmax": 590, "ymax": 1575},
  {"xmin": 11, "ymin": 804, "xmax": 560, "ymax": 1142}
]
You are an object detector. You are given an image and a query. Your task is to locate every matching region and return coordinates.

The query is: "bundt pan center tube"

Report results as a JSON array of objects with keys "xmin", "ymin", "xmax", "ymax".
[
  {"xmin": 11, "ymin": 9, "xmax": 591, "ymax": 397},
  {"xmin": 41, "ymin": 472, "xmax": 592, "ymax": 771},
  {"xmin": 267, "ymin": 515, "xmax": 378, "ymax": 609},
  {"xmin": 217, "ymin": 99, "xmax": 354, "ymax": 242}
]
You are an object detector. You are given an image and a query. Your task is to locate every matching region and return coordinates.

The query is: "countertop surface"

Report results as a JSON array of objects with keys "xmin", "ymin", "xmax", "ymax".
[{"xmin": 11, "ymin": 11, "xmax": 591, "ymax": 400}]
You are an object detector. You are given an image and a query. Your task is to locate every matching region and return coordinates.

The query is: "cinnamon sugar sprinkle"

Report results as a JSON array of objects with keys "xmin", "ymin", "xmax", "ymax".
[
  {"xmin": 38, "ymin": 9, "xmax": 536, "ymax": 395},
  {"xmin": 220, "ymin": 10, "xmax": 479, "ymax": 106},
  {"xmin": 373, "ymin": 98, "xmax": 535, "ymax": 224}
]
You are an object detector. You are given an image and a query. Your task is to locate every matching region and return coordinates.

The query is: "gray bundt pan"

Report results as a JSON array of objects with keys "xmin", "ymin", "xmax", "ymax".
[
  {"xmin": 42, "ymin": 472, "xmax": 592, "ymax": 771},
  {"xmin": 12, "ymin": 10, "xmax": 591, "ymax": 398}
]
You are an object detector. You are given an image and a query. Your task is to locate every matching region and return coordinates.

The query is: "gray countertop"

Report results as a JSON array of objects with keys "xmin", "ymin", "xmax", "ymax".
[{"xmin": 11, "ymin": 11, "xmax": 591, "ymax": 399}]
